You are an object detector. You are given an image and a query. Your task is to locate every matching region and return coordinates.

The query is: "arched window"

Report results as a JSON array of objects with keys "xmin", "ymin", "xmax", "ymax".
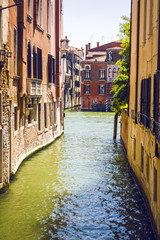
[
  {"xmin": 27, "ymin": 42, "xmax": 31, "ymax": 78},
  {"xmin": 33, "ymin": 45, "xmax": 37, "ymax": 78},
  {"xmin": 108, "ymin": 68, "xmax": 112, "ymax": 78},
  {"xmin": 113, "ymin": 68, "xmax": 117, "ymax": 78}
]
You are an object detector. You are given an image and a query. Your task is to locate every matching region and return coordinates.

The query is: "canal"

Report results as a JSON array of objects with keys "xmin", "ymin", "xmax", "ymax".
[{"xmin": 0, "ymin": 111, "xmax": 155, "ymax": 240}]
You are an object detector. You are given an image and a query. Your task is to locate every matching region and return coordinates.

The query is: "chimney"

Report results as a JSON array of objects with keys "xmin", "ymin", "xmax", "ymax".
[
  {"xmin": 86, "ymin": 44, "xmax": 89, "ymax": 55},
  {"xmin": 65, "ymin": 36, "xmax": 67, "ymax": 40},
  {"xmin": 88, "ymin": 43, "xmax": 91, "ymax": 50},
  {"xmin": 97, "ymin": 42, "xmax": 100, "ymax": 47}
]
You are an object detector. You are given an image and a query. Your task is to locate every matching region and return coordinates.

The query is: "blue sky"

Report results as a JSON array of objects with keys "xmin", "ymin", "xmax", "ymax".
[{"xmin": 63, "ymin": 0, "xmax": 131, "ymax": 50}]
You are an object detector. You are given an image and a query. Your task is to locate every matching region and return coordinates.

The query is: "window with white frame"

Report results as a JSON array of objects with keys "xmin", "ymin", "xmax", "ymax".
[
  {"xmin": 99, "ymin": 85, "xmax": 105, "ymax": 95},
  {"xmin": 38, "ymin": 103, "xmax": 41, "ymax": 130},
  {"xmin": 84, "ymin": 85, "xmax": 90, "ymax": 94},
  {"xmin": 99, "ymin": 70, "xmax": 105, "ymax": 80},
  {"xmin": 113, "ymin": 68, "xmax": 117, "ymax": 78},
  {"xmin": 44, "ymin": 103, "xmax": 47, "ymax": 129},
  {"xmin": 14, "ymin": 106, "xmax": 18, "ymax": 131},
  {"xmin": 84, "ymin": 70, "xmax": 91, "ymax": 80},
  {"xmin": 27, "ymin": 42, "xmax": 32, "ymax": 78},
  {"xmin": 108, "ymin": 68, "xmax": 112, "ymax": 78}
]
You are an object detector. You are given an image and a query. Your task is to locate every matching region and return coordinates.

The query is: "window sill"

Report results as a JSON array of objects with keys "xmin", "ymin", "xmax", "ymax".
[
  {"xmin": 38, "ymin": 130, "xmax": 42, "ymax": 135},
  {"xmin": 27, "ymin": 123, "xmax": 33, "ymax": 128},
  {"xmin": 99, "ymin": 79, "xmax": 106, "ymax": 81},
  {"xmin": 14, "ymin": 130, "xmax": 18, "ymax": 136},
  {"xmin": 36, "ymin": 24, "xmax": 44, "ymax": 33},
  {"xmin": 44, "ymin": 128, "xmax": 48, "ymax": 133},
  {"xmin": 27, "ymin": 14, "xmax": 32, "ymax": 24},
  {"xmin": 47, "ymin": 33, "xmax": 51, "ymax": 39},
  {"xmin": 84, "ymin": 79, "xmax": 91, "ymax": 81},
  {"xmin": 13, "ymin": 75, "xmax": 20, "ymax": 81}
]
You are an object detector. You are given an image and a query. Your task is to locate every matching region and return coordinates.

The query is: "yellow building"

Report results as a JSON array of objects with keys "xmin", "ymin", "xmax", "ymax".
[{"xmin": 121, "ymin": 0, "xmax": 160, "ymax": 238}]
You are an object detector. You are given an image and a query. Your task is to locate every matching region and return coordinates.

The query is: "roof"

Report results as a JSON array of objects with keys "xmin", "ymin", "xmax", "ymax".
[{"xmin": 88, "ymin": 41, "xmax": 122, "ymax": 52}]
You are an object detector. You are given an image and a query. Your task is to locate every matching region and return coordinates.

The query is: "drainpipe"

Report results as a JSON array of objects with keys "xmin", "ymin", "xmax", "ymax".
[{"xmin": 135, "ymin": 0, "xmax": 140, "ymax": 123}]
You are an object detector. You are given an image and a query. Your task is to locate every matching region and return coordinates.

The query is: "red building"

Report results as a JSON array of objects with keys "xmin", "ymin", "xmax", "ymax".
[{"xmin": 81, "ymin": 41, "xmax": 123, "ymax": 111}]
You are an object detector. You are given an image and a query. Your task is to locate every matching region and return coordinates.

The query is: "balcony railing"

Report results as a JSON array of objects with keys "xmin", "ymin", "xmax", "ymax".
[
  {"xmin": 26, "ymin": 78, "xmax": 42, "ymax": 97},
  {"xmin": 136, "ymin": 111, "xmax": 160, "ymax": 143}
]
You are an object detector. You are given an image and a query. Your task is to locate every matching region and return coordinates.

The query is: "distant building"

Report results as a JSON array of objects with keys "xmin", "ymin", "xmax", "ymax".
[
  {"xmin": 61, "ymin": 36, "xmax": 84, "ymax": 109},
  {"xmin": 81, "ymin": 41, "xmax": 122, "ymax": 111}
]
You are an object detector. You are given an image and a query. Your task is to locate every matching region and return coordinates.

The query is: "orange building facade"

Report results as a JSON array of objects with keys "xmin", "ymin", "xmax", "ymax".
[{"xmin": 0, "ymin": 0, "xmax": 64, "ymax": 190}]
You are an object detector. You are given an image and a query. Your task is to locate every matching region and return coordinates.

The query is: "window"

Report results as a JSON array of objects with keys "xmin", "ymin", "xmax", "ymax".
[
  {"xmin": 28, "ymin": 103, "xmax": 32, "ymax": 124},
  {"xmin": 99, "ymin": 85, "xmax": 105, "ymax": 95},
  {"xmin": 153, "ymin": 167, "xmax": 157, "ymax": 202},
  {"xmin": 33, "ymin": 104, "xmax": 37, "ymax": 122},
  {"xmin": 48, "ymin": 54, "xmax": 52, "ymax": 83},
  {"xmin": 99, "ymin": 70, "xmax": 105, "ymax": 80},
  {"xmin": 84, "ymin": 70, "xmax": 91, "ymax": 80},
  {"xmin": 141, "ymin": 145, "xmax": 144, "ymax": 173},
  {"xmin": 44, "ymin": 103, "xmax": 47, "ymax": 128},
  {"xmin": 14, "ymin": 107, "xmax": 18, "ymax": 131},
  {"xmin": 33, "ymin": 45, "xmax": 37, "ymax": 78},
  {"xmin": 27, "ymin": 42, "xmax": 32, "ymax": 78},
  {"xmin": 37, "ymin": 47, "xmax": 42, "ymax": 80},
  {"xmin": 14, "ymin": 26, "xmax": 17, "ymax": 75},
  {"xmin": 49, "ymin": 102, "xmax": 51, "ymax": 126},
  {"xmin": 140, "ymin": 78, "xmax": 151, "ymax": 128},
  {"xmin": 75, "ymin": 69, "xmax": 79, "ymax": 76},
  {"xmin": 48, "ymin": 55, "xmax": 56, "ymax": 84},
  {"xmin": 52, "ymin": 58, "xmax": 56, "ymax": 84},
  {"xmin": 108, "ymin": 68, "xmax": 112, "ymax": 78},
  {"xmin": 38, "ymin": 103, "xmax": 41, "ymax": 130},
  {"xmin": 108, "ymin": 51, "xmax": 113, "ymax": 61},
  {"xmin": 84, "ymin": 85, "xmax": 90, "ymax": 94},
  {"xmin": 113, "ymin": 68, "xmax": 117, "ymax": 78},
  {"xmin": 153, "ymin": 73, "xmax": 160, "ymax": 138}
]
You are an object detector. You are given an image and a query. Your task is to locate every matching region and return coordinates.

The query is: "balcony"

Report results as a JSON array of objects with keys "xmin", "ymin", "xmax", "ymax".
[{"xmin": 26, "ymin": 78, "xmax": 42, "ymax": 97}]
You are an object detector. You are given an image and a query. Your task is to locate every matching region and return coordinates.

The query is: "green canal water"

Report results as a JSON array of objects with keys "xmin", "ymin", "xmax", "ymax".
[{"xmin": 0, "ymin": 111, "xmax": 155, "ymax": 240}]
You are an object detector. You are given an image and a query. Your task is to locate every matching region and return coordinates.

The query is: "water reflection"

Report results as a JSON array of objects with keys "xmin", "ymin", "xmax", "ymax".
[{"xmin": 0, "ymin": 111, "xmax": 155, "ymax": 240}]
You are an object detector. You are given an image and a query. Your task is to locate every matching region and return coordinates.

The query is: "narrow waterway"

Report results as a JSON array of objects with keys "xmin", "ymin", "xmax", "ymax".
[{"xmin": 0, "ymin": 111, "xmax": 155, "ymax": 240}]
